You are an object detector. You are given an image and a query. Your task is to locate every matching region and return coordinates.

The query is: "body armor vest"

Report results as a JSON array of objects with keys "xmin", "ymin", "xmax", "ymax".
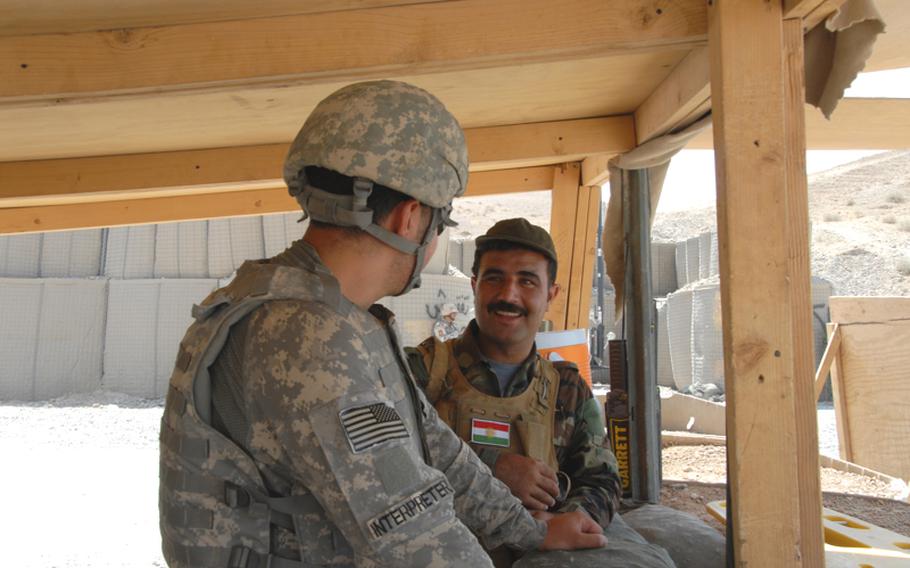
[
  {"xmin": 422, "ymin": 339, "xmax": 560, "ymax": 472},
  {"xmin": 159, "ymin": 261, "xmax": 340, "ymax": 568}
]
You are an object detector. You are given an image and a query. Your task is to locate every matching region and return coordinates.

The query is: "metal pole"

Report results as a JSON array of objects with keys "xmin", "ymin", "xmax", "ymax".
[{"xmin": 622, "ymin": 168, "xmax": 661, "ymax": 503}]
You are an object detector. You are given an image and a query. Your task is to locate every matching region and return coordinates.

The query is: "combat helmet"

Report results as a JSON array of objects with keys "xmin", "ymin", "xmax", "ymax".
[{"xmin": 284, "ymin": 80, "xmax": 468, "ymax": 294}]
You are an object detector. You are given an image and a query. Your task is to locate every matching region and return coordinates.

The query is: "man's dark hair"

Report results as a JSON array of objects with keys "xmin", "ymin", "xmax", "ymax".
[
  {"xmin": 472, "ymin": 240, "xmax": 558, "ymax": 285},
  {"xmin": 304, "ymin": 166, "xmax": 414, "ymax": 233}
]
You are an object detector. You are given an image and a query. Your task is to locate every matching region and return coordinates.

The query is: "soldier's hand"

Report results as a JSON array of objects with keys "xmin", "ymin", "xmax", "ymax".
[
  {"xmin": 493, "ymin": 453, "xmax": 559, "ymax": 510},
  {"xmin": 540, "ymin": 511, "xmax": 607, "ymax": 551}
]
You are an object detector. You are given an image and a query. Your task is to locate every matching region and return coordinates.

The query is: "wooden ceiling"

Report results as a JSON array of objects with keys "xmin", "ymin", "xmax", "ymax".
[{"xmin": 0, "ymin": 0, "xmax": 907, "ymax": 234}]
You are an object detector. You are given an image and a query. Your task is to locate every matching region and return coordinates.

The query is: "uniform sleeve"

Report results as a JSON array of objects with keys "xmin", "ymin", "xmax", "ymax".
[
  {"xmin": 243, "ymin": 302, "xmax": 497, "ymax": 567},
  {"xmin": 553, "ymin": 369, "xmax": 622, "ymax": 528}
]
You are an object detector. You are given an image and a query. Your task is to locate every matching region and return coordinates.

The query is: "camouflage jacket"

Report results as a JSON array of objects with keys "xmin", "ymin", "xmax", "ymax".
[
  {"xmin": 406, "ymin": 322, "xmax": 622, "ymax": 527},
  {"xmin": 203, "ymin": 240, "xmax": 545, "ymax": 566}
]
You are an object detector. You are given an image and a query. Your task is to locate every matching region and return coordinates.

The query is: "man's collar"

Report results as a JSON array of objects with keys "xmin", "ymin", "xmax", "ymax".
[{"xmin": 452, "ymin": 319, "xmax": 538, "ymax": 367}]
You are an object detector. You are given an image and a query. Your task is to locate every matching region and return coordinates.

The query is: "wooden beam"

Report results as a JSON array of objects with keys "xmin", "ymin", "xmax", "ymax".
[
  {"xmin": 784, "ymin": 0, "xmax": 847, "ymax": 20},
  {"xmin": 1, "ymin": 0, "xmax": 707, "ymax": 99},
  {"xmin": 634, "ymin": 47, "xmax": 711, "ymax": 144},
  {"xmin": 785, "ymin": 0, "xmax": 850, "ymax": 32},
  {"xmin": 709, "ymin": 1, "xmax": 812, "ymax": 565},
  {"xmin": 826, "ymin": 322, "xmax": 853, "ymax": 462},
  {"xmin": 574, "ymin": 185, "xmax": 601, "ymax": 331},
  {"xmin": 0, "ymin": 188, "xmax": 295, "ymax": 235},
  {"xmin": 466, "ymin": 117, "xmax": 634, "ymax": 172},
  {"xmin": 814, "ymin": 323, "xmax": 841, "ymax": 401},
  {"xmin": 0, "ymin": 168, "xmax": 552, "ymax": 234},
  {"xmin": 462, "ymin": 167, "xmax": 556, "ymax": 198},
  {"xmin": 0, "ymin": 1, "xmax": 443, "ymax": 37},
  {"xmin": 783, "ymin": 19, "xmax": 825, "ymax": 567},
  {"xmin": 0, "ymin": 117, "xmax": 635, "ymax": 206},
  {"xmin": 546, "ymin": 163, "xmax": 582, "ymax": 330},
  {"xmin": 581, "ymin": 154, "xmax": 613, "ymax": 187},
  {"xmin": 686, "ymin": 98, "xmax": 910, "ymax": 150},
  {"xmin": 565, "ymin": 185, "xmax": 601, "ymax": 330}
]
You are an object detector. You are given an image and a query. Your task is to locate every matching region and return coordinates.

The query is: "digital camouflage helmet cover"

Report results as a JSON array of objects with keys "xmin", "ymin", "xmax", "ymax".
[{"xmin": 284, "ymin": 80, "xmax": 469, "ymax": 294}]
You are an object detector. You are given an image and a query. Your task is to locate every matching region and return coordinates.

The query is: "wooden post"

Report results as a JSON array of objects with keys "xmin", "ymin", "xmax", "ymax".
[
  {"xmin": 827, "ymin": 322, "xmax": 853, "ymax": 461},
  {"xmin": 783, "ymin": 18, "xmax": 825, "ymax": 567},
  {"xmin": 622, "ymin": 168, "xmax": 660, "ymax": 503},
  {"xmin": 708, "ymin": 1, "xmax": 822, "ymax": 565},
  {"xmin": 548, "ymin": 163, "xmax": 581, "ymax": 330},
  {"xmin": 565, "ymin": 184, "xmax": 601, "ymax": 330}
]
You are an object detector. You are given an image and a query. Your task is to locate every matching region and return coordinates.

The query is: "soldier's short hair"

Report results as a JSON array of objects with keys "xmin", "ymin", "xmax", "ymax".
[{"xmin": 304, "ymin": 166, "xmax": 418, "ymax": 233}]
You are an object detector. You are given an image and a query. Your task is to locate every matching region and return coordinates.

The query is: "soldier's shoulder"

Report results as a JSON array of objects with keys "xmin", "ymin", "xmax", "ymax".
[
  {"xmin": 550, "ymin": 360, "xmax": 595, "ymax": 395},
  {"xmin": 551, "ymin": 359, "xmax": 581, "ymax": 377}
]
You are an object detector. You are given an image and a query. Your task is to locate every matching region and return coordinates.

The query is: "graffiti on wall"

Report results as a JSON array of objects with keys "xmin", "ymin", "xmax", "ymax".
[{"xmin": 426, "ymin": 288, "xmax": 473, "ymax": 341}]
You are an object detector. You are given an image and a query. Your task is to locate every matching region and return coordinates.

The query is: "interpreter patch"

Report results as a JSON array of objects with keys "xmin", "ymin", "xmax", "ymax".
[
  {"xmin": 367, "ymin": 479, "xmax": 454, "ymax": 540},
  {"xmin": 471, "ymin": 417, "xmax": 510, "ymax": 447},
  {"xmin": 339, "ymin": 402, "xmax": 409, "ymax": 453}
]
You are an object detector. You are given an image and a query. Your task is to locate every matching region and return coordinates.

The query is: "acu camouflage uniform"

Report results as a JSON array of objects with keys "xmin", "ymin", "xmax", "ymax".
[
  {"xmin": 407, "ymin": 321, "xmax": 622, "ymax": 528},
  {"xmin": 160, "ymin": 242, "xmax": 546, "ymax": 568},
  {"xmin": 160, "ymin": 80, "xmax": 550, "ymax": 568}
]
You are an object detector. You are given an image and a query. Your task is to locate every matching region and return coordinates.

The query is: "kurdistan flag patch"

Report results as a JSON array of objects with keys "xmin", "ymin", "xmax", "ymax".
[{"xmin": 471, "ymin": 418, "xmax": 510, "ymax": 447}]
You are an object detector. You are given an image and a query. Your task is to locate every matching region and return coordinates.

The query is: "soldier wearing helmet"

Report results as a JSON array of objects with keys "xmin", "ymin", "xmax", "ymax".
[{"xmin": 159, "ymin": 81, "xmax": 606, "ymax": 568}]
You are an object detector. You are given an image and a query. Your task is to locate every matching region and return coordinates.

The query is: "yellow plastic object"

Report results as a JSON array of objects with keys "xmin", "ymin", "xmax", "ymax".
[{"xmin": 705, "ymin": 500, "xmax": 910, "ymax": 567}]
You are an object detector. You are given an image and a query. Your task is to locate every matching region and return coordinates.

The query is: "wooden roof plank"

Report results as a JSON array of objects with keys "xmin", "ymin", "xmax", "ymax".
[
  {"xmin": 0, "ymin": 0, "xmax": 707, "ymax": 99},
  {"xmin": 0, "ymin": 1, "xmax": 445, "ymax": 37},
  {"xmin": 686, "ymin": 97, "xmax": 910, "ymax": 150}
]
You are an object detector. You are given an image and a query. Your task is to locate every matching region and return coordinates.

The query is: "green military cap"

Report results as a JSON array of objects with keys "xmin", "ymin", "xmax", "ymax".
[{"xmin": 476, "ymin": 218, "xmax": 558, "ymax": 263}]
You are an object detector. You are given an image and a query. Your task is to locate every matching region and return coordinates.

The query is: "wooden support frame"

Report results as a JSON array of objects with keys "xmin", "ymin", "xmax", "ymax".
[
  {"xmin": 813, "ymin": 323, "xmax": 841, "ymax": 401},
  {"xmin": 784, "ymin": 19, "xmax": 825, "ymax": 565},
  {"xmin": 826, "ymin": 322, "xmax": 853, "ymax": 461},
  {"xmin": 634, "ymin": 47, "xmax": 711, "ymax": 144},
  {"xmin": 0, "ymin": 167, "xmax": 557, "ymax": 234},
  {"xmin": 0, "ymin": 117, "xmax": 634, "ymax": 208},
  {"xmin": 547, "ymin": 163, "xmax": 582, "ymax": 331},
  {"xmin": 686, "ymin": 97, "xmax": 910, "ymax": 150},
  {"xmin": 709, "ymin": 1, "xmax": 823, "ymax": 565},
  {"xmin": 565, "ymin": 185, "xmax": 601, "ymax": 331}
]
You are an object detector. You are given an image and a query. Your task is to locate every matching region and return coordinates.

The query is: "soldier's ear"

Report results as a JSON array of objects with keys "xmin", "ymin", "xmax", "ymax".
[
  {"xmin": 546, "ymin": 282, "xmax": 560, "ymax": 305},
  {"xmin": 384, "ymin": 199, "xmax": 424, "ymax": 239}
]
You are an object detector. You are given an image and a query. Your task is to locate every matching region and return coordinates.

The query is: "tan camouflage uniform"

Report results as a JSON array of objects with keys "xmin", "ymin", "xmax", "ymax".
[
  {"xmin": 407, "ymin": 321, "xmax": 621, "ymax": 527},
  {"xmin": 407, "ymin": 323, "xmax": 677, "ymax": 568},
  {"xmin": 206, "ymin": 243, "xmax": 545, "ymax": 566}
]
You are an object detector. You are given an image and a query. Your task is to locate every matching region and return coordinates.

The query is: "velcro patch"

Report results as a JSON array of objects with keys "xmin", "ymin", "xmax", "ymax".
[
  {"xmin": 367, "ymin": 479, "xmax": 454, "ymax": 540},
  {"xmin": 339, "ymin": 402, "xmax": 409, "ymax": 453},
  {"xmin": 471, "ymin": 418, "xmax": 510, "ymax": 447}
]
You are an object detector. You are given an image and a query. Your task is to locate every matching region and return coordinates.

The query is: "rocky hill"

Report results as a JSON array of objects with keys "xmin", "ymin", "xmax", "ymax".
[
  {"xmin": 652, "ymin": 149, "xmax": 910, "ymax": 297},
  {"xmin": 454, "ymin": 150, "xmax": 910, "ymax": 297}
]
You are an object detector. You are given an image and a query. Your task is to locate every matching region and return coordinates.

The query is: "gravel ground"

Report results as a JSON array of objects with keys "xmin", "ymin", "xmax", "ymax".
[{"xmin": 2, "ymin": 392, "xmax": 906, "ymax": 567}]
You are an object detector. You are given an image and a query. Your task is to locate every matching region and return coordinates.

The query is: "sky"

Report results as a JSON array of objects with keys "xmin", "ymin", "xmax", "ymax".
[{"xmin": 656, "ymin": 67, "xmax": 910, "ymax": 213}]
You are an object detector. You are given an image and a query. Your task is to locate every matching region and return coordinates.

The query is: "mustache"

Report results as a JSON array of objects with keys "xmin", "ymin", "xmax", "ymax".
[{"xmin": 486, "ymin": 301, "xmax": 527, "ymax": 317}]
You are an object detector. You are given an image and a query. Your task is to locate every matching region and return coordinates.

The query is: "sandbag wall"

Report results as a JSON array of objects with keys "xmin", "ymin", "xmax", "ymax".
[
  {"xmin": 0, "ymin": 214, "xmax": 467, "ymax": 401},
  {"xmin": 664, "ymin": 275, "xmax": 833, "ymax": 393}
]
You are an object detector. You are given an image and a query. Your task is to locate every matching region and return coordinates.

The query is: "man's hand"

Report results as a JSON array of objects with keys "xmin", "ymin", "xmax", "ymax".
[
  {"xmin": 493, "ymin": 453, "xmax": 559, "ymax": 510},
  {"xmin": 540, "ymin": 511, "xmax": 607, "ymax": 551}
]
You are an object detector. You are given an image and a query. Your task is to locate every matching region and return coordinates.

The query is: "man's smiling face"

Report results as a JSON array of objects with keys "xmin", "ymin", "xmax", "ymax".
[{"xmin": 472, "ymin": 247, "xmax": 559, "ymax": 362}]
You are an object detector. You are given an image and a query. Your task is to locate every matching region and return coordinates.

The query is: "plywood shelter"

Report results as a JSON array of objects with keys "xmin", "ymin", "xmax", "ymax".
[{"xmin": 1, "ymin": 0, "xmax": 909, "ymax": 564}]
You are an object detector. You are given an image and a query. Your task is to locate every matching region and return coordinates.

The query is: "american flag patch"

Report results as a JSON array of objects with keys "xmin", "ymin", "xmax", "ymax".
[{"xmin": 339, "ymin": 402, "xmax": 409, "ymax": 453}]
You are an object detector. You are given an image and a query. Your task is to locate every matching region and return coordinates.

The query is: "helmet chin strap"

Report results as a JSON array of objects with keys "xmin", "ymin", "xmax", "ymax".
[{"xmin": 290, "ymin": 172, "xmax": 447, "ymax": 296}]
